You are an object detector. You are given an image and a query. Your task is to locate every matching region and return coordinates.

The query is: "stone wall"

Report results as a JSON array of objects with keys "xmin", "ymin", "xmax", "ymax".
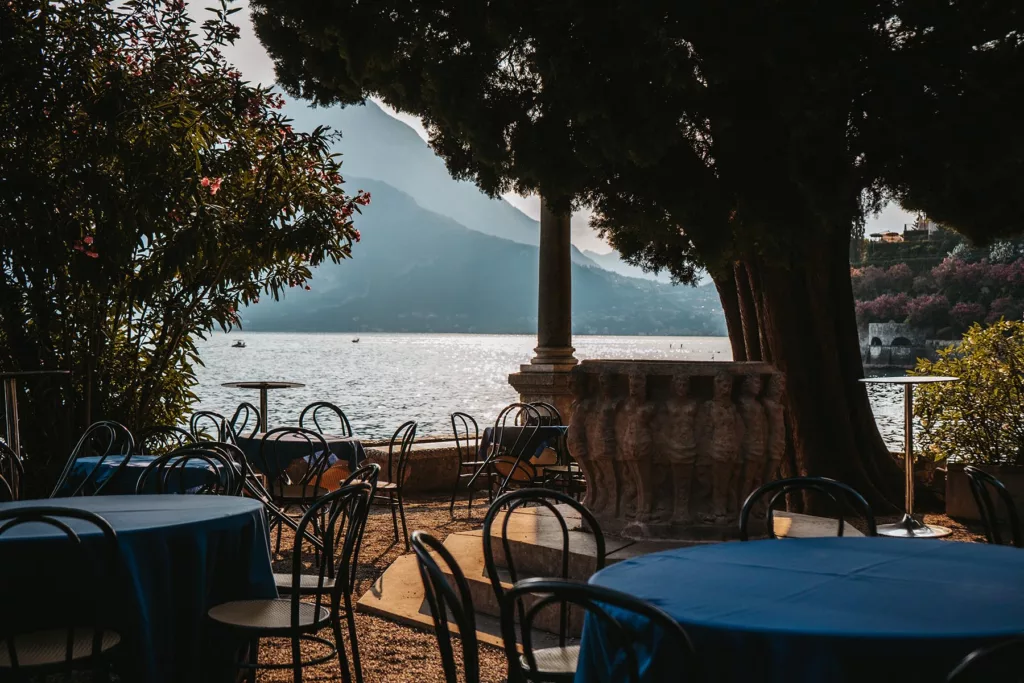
[{"xmin": 567, "ymin": 360, "xmax": 785, "ymax": 541}]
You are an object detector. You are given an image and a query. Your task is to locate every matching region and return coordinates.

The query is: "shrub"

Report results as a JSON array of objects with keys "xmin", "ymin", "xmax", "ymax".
[
  {"xmin": 906, "ymin": 294, "xmax": 950, "ymax": 330},
  {"xmin": 913, "ymin": 320, "xmax": 1024, "ymax": 465},
  {"xmin": 986, "ymin": 298, "xmax": 1024, "ymax": 325},
  {"xmin": 856, "ymin": 293, "xmax": 911, "ymax": 324},
  {"xmin": 950, "ymin": 302, "xmax": 986, "ymax": 331}
]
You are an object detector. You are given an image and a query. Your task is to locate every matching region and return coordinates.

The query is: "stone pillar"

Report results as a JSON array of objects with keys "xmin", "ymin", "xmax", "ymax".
[
  {"xmin": 508, "ymin": 196, "xmax": 578, "ymax": 420},
  {"xmin": 567, "ymin": 359, "xmax": 786, "ymax": 541}
]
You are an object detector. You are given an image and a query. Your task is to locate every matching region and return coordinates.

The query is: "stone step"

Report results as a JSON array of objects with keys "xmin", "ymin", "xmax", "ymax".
[{"xmin": 356, "ymin": 549, "xmax": 566, "ymax": 651}]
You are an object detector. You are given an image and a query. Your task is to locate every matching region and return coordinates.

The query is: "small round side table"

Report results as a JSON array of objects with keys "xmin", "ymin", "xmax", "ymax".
[{"xmin": 860, "ymin": 375, "xmax": 959, "ymax": 538}]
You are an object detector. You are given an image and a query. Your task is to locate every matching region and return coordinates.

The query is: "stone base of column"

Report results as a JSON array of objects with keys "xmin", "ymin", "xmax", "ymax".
[{"xmin": 508, "ymin": 361, "xmax": 577, "ymax": 424}]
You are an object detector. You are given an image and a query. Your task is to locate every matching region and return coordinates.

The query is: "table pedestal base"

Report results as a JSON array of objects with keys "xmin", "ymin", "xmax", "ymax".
[{"xmin": 877, "ymin": 513, "xmax": 952, "ymax": 539}]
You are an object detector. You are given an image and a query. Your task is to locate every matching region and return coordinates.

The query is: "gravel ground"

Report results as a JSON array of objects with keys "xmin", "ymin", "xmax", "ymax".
[{"xmin": 247, "ymin": 494, "xmax": 989, "ymax": 683}]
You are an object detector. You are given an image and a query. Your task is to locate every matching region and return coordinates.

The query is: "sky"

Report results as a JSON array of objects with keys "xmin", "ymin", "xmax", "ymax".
[{"xmin": 206, "ymin": 0, "xmax": 916, "ymax": 255}]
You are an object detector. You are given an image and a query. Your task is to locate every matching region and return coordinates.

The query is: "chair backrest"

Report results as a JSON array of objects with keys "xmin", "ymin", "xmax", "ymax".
[
  {"xmin": 189, "ymin": 411, "xmax": 234, "ymax": 443},
  {"xmin": 256, "ymin": 427, "xmax": 333, "ymax": 499},
  {"xmin": 136, "ymin": 446, "xmax": 238, "ymax": 495},
  {"xmin": 491, "ymin": 403, "xmax": 542, "ymax": 493},
  {"xmin": 483, "ymin": 488, "xmax": 605, "ymax": 649},
  {"xmin": 963, "ymin": 466, "xmax": 1022, "ymax": 547},
  {"xmin": 50, "ymin": 420, "xmax": 135, "ymax": 497},
  {"xmin": 299, "ymin": 401, "xmax": 353, "ymax": 438},
  {"xmin": 290, "ymin": 483, "xmax": 372, "ymax": 612},
  {"xmin": 411, "ymin": 531, "xmax": 480, "ymax": 683},
  {"xmin": 529, "ymin": 402, "xmax": 562, "ymax": 426},
  {"xmin": 343, "ymin": 462, "xmax": 380, "ymax": 498},
  {"xmin": 384, "ymin": 421, "xmax": 417, "ymax": 489},
  {"xmin": 738, "ymin": 476, "xmax": 877, "ymax": 540},
  {"xmin": 0, "ymin": 441, "xmax": 23, "ymax": 501},
  {"xmin": 501, "ymin": 578, "xmax": 695, "ymax": 683},
  {"xmin": 0, "ymin": 507, "xmax": 118, "ymax": 672},
  {"xmin": 229, "ymin": 402, "xmax": 262, "ymax": 439},
  {"xmin": 947, "ymin": 637, "xmax": 1024, "ymax": 682},
  {"xmin": 138, "ymin": 425, "xmax": 197, "ymax": 455},
  {"xmin": 450, "ymin": 412, "xmax": 479, "ymax": 466}
]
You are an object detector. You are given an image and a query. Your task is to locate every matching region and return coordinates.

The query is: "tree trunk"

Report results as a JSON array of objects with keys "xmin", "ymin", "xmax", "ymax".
[
  {"xmin": 711, "ymin": 268, "xmax": 747, "ymax": 362},
  {"xmin": 727, "ymin": 232, "xmax": 902, "ymax": 512}
]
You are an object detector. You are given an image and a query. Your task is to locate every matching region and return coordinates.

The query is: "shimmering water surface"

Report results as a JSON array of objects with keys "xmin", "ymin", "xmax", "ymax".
[{"xmin": 194, "ymin": 333, "xmax": 904, "ymax": 448}]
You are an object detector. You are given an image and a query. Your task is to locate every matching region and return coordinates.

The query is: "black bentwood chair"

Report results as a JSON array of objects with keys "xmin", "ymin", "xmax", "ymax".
[
  {"xmin": 0, "ymin": 507, "xmax": 121, "ymax": 677},
  {"xmin": 230, "ymin": 402, "xmax": 262, "ymax": 440},
  {"xmin": 483, "ymin": 489, "xmax": 606, "ymax": 681},
  {"xmin": 481, "ymin": 403, "xmax": 544, "ymax": 496},
  {"xmin": 135, "ymin": 447, "xmax": 239, "ymax": 495},
  {"xmin": 50, "ymin": 421, "xmax": 135, "ymax": 497},
  {"xmin": 947, "ymin": 637, "xmax": 1024, "ymax": 682},
  {"xmin": 738, "ymin": 476, "xmax": 878, "ymax": 541},
  {"xmin": 208, "ymin": 483, "xmax": 373, "ymax": 683},
  {"xmin": 411, "ymin": 531, "xmax": 480, "ymax": 683},
  {"xmin": 0, "ymin": 441, "xmax": 23, "ymax": 501},
  {"xmin": 449, "ymin": 412, "xmax": 495, "ymax": 517},
  {"xmin": 963, "ymin": 466, "xmax": 1023, "ymax": 548},
  {"xmin": 190, "ymin": 410, "xmax": 235, "ymax": 444},
  {"xmin": 299, "ymin": 402, "xmax": 354, "ymax": 438},
  {"xmin": 501, "ymin": 579, "xmax": 696, "ymax": 683},
  {"xmin": 373, "ymin": 421, "xmax": 417, "ymax": 550},
  {"xmin": 529, "ymin": 402, "xmax": 563, "ymax": 426},
  {"xmin": 137, "ymin": 425, "xmax": 197, "ymax": 455}
]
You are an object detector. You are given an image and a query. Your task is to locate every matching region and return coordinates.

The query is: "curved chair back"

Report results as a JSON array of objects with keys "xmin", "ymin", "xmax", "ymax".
[
  {"xmin": 189, "ymin": 411, "xmax": 234, "ymax": 444},
  {"xmin": 135, "ymin": 446, "xmax": 238, "ymax": 495},
  {"xmin": 343, "ymin": 462, "xmax": 380, "ymax": 498},
  {"xmin": 963, "ymin": 466, "xmax": 1022, "ymax": 548},
  {"xmin": 411, "ymin": 531, "xmax": 480, "ymax": 683},
  {"xmin": 50, "ymin": 421, "xmax": 135, "ymax": 498},
  {"xmin": 256, "ymin": 427, "xmax": 333, "ymax": 501},
  {"xmin": 384, "ymin": 421, "xmax": 417, "ymax": 491},
  {"xmin": 229, "ymin": 402, "xmax": 262, "ymax": 439},
  {"xmin": 138, "ymin": 425, "xmax": 196, "ymax": 455},
  {"xmin": 483, "ymin": 488, "xmax": 605, "ymax": 650},
  {"xmin": 947, "ymin": 637, "xmax": 1024, "ymax": 682},
  {"xmin": 299, "ymin": 402, "xmax": 353, "ymax": 438},
  {"xmin": 0, "ymin": 507, "xmax": 119, "ymax": 673},
  {"xmin": 290, "ymin": 483, "xmax": 372, "ymax": 613},
  {"xmin": 0, "ymin": 441, "xmax": 24, "ymax": 501},
  {"xmin": 501, "ymin": 578, "xmax": 695, "ymax": 683},
  {"xmin": 451, "ymin": 412, "xmax": 479, "ymax": 466},
  {"xmin": 738, "ymin": 476, "xmax": 877, "ymax": 540},
  {"xmin": 530, "ymin": 402, "xmax": 562, "ymax": 426},
  {"xmin": 491, "ymin": 403, "xmax": 542, "ymax": 493}
]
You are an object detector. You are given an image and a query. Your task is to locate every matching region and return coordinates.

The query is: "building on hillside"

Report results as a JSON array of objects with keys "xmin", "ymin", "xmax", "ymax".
[{"xmin": 860, "ymin": 322, "xmax": 957, "ymax": 369}]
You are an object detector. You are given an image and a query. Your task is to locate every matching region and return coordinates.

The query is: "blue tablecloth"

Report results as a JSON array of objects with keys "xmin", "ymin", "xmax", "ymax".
[
  {"xmin": 60, "ymin": 454, "xmax": 233, "ymax": 495},
  {"xmin": 236, "ymin": 432, "xmax": 365, "ymax": 479},
  {"xmin": 0, "ymin": 495, "xmax": 276, "ymax": 683},
  {"xmin": 577, "ymin": 538, "xmax": 1024, "ymax": 683},
  {"xmin": 479, "ymin": 425, "xmax": 568, "ymax": 462}
]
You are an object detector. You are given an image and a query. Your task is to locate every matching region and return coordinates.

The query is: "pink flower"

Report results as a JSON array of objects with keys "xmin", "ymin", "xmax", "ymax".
[
  {"xmin": 353, "ymin": 230, "xmax": 361, "ymax": 243},
  {"xmin": 83, "ymin": 236, "xmax": 94, "ymax": 245},
  {"xmin": 209, "ymin": 178, "xmax": 222, "ymax": 195},
  {"xmin": 304, "ymin": 285, "xmax": 311, "ymax": 291},
  {"xmin": 87, "ymin": 252, "xmax": 99, "ymax": 259},
  {"xmin": 200, "ymin": 177, "xmax": 211, "ymax": 187}
]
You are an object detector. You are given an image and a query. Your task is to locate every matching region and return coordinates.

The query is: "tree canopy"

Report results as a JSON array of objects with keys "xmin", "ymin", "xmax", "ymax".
[{"xmin": 0, "ymin": 0, "xmax": 367, "ymax": 490}]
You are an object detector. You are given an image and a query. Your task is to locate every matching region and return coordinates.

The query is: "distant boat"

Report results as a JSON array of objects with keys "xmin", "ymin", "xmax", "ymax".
[
  {"xmin": 232, "ymin": 340, "xmax": 246, "ymax": 348},
  {"xmin": 351, "ymin": 338, "xmax": 360, "ymax": 343}
]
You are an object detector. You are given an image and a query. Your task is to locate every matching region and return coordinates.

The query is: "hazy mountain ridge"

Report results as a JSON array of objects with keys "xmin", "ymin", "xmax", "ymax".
[{"xmin": 243, "ymin": 178, "xmax": 725, "ymax": 335}]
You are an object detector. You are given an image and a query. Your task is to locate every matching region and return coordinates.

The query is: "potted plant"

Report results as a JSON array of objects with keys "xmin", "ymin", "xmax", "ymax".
[{"xmin": 913, "ymin": 319, "xmax": 1024, "ymax": 519}]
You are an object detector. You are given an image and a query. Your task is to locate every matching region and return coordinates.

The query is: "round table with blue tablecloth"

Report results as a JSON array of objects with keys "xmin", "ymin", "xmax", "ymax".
[
  {"xmin": 59, "ymin": 454, "xmax": 236, "ymax": 495},
  {"xmin": 576, "ymin": 537, "xmax": 1024, "ymax": 683},
  {"xmin": 235, "ymin": 431, "xmax": 365, "ymax": 480},
  {"xmin": 0, "ymin": 495, "xmax": 276, "ymax": 683}
]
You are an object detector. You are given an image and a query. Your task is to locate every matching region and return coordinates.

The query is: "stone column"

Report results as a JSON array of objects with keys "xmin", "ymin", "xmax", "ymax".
[{"xmin": 508, "ymin": 196, "xmax": 578, "ymax": 420}]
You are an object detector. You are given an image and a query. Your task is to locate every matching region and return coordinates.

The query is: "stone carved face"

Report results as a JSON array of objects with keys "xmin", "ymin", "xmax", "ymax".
[
  {"xmin": 765, "ymin": 374, "xmax": 785, "ymax": 401},
  {"xmin": 742, "ymin": 375, "xmax": 762, "ymax": 396},
  {"xmin": 628, "ymin": 374, "xmax": 645, "ymax": 399},
  {"xmin": 599, "ymin": 373, "xmax": 616, "ymax": 397},
  {"xmin": 713, "ymin": 372, "xmax": 733, "ymax": 398},
  {"xmin": 671, "ymin": 375, "xmax": 689, "ymax": 400}
]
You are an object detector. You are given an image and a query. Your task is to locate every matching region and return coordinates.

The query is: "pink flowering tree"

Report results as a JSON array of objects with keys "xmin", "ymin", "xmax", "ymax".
[{"xmin": 0, "ymin": 0, "xmax": 368, "ymax": 490}]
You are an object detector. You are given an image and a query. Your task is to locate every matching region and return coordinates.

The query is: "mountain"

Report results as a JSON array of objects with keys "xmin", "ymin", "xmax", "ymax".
[
  {"xmin": 581, "ymin": 250, "xmax": 673, "ymax": 283},
  {"xmin": 283, "ymin": 101, "xmax": 598, "ymax": 267},
  {"xmin": 242, "ymin": 178, "xmax": 725, "ymax": 336}
]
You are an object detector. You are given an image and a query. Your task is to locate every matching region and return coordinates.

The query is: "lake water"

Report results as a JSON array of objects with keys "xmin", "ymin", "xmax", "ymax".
[{"xmin": 194, "ymin": 332, "xmax": 905, "ymax": 449}]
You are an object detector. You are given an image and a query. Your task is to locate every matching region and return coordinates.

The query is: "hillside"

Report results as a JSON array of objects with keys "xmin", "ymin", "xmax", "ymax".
[
  {"xmin": 242, "ymin": 178, "xmax": 725, "ymax": 335},
  {"xmin": 581, "ymin": 249, "xmax": 673, "ymax": 283}
]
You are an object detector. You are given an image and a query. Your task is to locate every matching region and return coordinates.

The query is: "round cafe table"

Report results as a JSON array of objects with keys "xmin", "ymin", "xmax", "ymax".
[
  {"xmin": 576, "ymin": 538, "xmax": 1024, "ymax": 683},
  {"xmin": 860, "ymin": 375, "xmax": 959, "ymax": 538},
  {"xmin": 0, "ymin": 495, "xmax": 276, "ymax": 683},
  {"xmin": 221, "ymin": 380, "xmax": 304, "ymax": 432}
]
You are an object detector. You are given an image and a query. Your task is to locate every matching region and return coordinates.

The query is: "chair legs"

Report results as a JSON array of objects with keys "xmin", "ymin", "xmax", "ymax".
[
  {"xmin": 291, "ymin": 634, "xmax": 303, "ymax": 683},
  {"xmin": 332, "ymin": 616, "xmax": 354, "ymax": 683},
  {"xmin": 344, "ymin": 596, "xmax": 364, "ymax": 683},
  {"xmin": 397, "ymin": 491, "xmax": 409, "ymax": 551}
]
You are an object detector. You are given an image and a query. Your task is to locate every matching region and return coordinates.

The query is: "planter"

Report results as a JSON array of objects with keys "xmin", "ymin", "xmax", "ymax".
[
  {"xmin": 567, "ymin": 359, "xmax": 785, "ymax": 541},
  {"xmin": 946, "ymin": 462, "xmax": 1024, "ymax": 520}
]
